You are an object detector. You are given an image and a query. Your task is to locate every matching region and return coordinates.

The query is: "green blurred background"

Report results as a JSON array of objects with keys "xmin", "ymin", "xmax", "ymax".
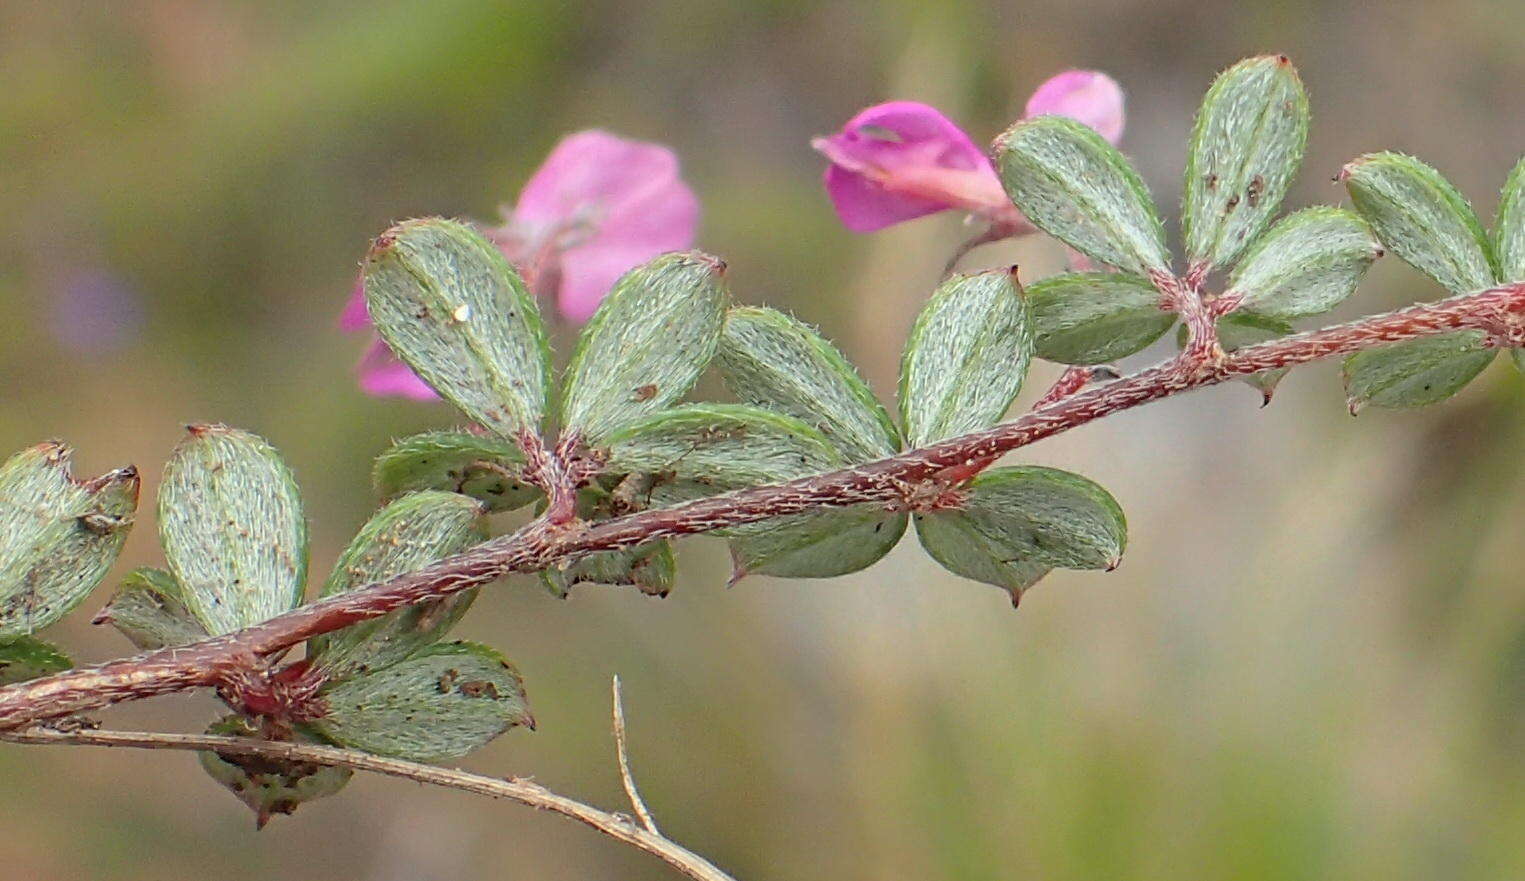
[{"xmin": 3, "ymin": 0, "xmax": 1525, "ymax": 878}]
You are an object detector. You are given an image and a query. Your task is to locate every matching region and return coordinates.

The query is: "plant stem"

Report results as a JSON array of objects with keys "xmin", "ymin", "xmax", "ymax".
[
  {"xmin": 0, "ymin": 726, "xmax": 737, "ymax": 881},
  {"xmin": 2, "ymin": 282, "xmax": 1522, "ymax": 730}
]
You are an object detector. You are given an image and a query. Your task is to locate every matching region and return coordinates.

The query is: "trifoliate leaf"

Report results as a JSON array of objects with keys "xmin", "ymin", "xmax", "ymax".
[
  {"xmin": 1226, "ymin": 208, "xmax": 1381, "ymax": 319},
  {"xmin": 994, "ymin": 115, "xmax": 1169, "ymax": 275},
  {"xmin": 198, "ymin": 716, "xmax": 352, "ymax": 829},
  {"xmin": 0, "ymin": 442, "xmax": 138, "ymax": 641},
  {"xmin": 1182, "ymin": 55, "xmax": 1310, "ymax": 270},
  {"xmin": 1343, "ymin": 331, "xmax": 1496, "ymax": 411},
  {"xmin": 94, "ymin": 567, "xmax": 207, "ymax": 650},
  {"xmin": 0, "ymin": 636, "xmax": 72, "ymax": 684},
  {"xmin": 729, "ymin": 507, "xmax": 907, "ymax": 581},
  {"xmin": 914, "ymin": 511, "xmax": 1050, "ymax": 606},
  {"xmin": 1342, "ymin": 153, "xmax": 1498, "ymax": 293},
  {"xmin": 312, "ymin": 641, "xmax": 533, "ymax": 762},
  {"xmin": 717, "ymin": 306, "xmax": 899, "ymax": 460},
  {"xmin": 372, "ymin": 431, "xmax": 538, "ymax": 512},
  {"xmin": 560, "ymin": 252, "xmax": 729, "ymax": 443},
  {"xmin": 159, "ymin": 425, "xmax": 307, "ymax": 636},
  {"xmin": 1492, "ymin": 154, "xmax": 1525, "ymax": 281},
  {"xmin": 308, "ymin": 492, "xmax": 486, "ymax": 680},
  {"xmin": 899, "ymin": 270, "xmax": 1034, "ymax": 446},
  {"xmin": 363, "ymin": 218, "xmax": 552, "ymax": 438},
  {"xmin": 603, "ymin": 404, "xmax": 844, "ymax": 497},
  {"xmin": 541, "ymin": 541, "xmax": 676, "ymax": 598},
  {"xmin": 1027, "ymin": 272, "xmax": 1175, "ymax": 364}
]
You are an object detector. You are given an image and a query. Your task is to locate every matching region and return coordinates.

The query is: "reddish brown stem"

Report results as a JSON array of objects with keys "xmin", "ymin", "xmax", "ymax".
[{"xmin": 3, "ymin": 283, "xmax": 1523, "ymax": 730}]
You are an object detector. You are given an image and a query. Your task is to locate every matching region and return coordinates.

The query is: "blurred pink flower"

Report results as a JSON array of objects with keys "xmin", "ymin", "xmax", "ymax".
[
  {"xmin": 343, "ymin": 130, "xmax": 699, "ymax": 400},
  {"xmin": 813, "ymin": 70, "xmax": 1125, "ymax": 233}
]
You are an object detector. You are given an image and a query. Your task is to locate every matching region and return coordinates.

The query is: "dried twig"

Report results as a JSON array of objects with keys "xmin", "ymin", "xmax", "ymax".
[{"xmin": 612, "ymin": 675, "xmax": 660, "ymax": 835}]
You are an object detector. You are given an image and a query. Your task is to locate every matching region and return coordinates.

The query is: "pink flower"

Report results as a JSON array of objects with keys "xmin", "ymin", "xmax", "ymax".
[
  {"xmin": 344, "ymin": 130, "xmax": 699, "ymax": 399},
  {"xmin": 814, "ymin": 70, "xmax": 1125, "ymax": 233},
  {"xmin": 489, "ymin": 130, "xmax": 700, "ymax": 322}
]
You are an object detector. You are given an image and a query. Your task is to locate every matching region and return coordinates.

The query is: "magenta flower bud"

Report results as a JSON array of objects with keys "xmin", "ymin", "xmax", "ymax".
[
  {"xmin": 1024, "ymin": 70, "xmax": 1126, "ymax": 145},
  {"xmin": 816, "ymin": 71, "xmax": 1125, "ymax": 233},
  {"xmin": 813, "ymin": 101, "xmax": 1009, "ymax": 232},
  {"xmin": 343, "ymin": 130, "xmax": 699, "ymax": 400}
]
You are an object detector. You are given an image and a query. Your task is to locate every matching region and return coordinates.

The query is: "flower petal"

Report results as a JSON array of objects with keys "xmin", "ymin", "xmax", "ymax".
[
  {"xmin": 511, "ymin": 130, "xmax": 700, "ymax": 323},
  {"xmin": 814, "ymin": 101, "xmax": 1003, "ymax": 231},
  {"xmin": 1024, "ymin": 70, "xmax": 1126, "ymax": 145},
  {"xmin": 340, "ymin": 276, "xmax": 370, "ymax": 331},
  {"xmin": 358, "ymin": 338, "xmax": 438, "ymax": 400}
]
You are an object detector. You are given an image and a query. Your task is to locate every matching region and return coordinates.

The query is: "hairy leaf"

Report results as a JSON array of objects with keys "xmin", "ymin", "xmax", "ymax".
[
  {"xmin": 604, "ymin": 404, "xmax": 844, "ymax": 494},
  {"xmin": 373, "ymin": 431, "xmax": 538, "ymax": 512},
  {"xmin": 560, "ymin": 252, "xmax": 729, "ymax": 443},
  {"xmin": 0, "ymin": 442, "xmax": 138, "ymax": 640},
  {"xmin": 198, "ymin": 716, "xmax": 352, "ymax": 828},
  {"xmin": 94, "ymin": 567, "xmax": 207, "ymax": 650},
  {"xmin": 899, "ymin": 270, "xmax": 1033, "ymax": 446},
  {"xmin": 313, "ymin": 641, "xmax": 533, "ymax": 762},
  {"xmin": 309, "ymin": 491, "xmax": 486, "ymax": 680},
  {"xmin": 729, "ymin": 507, "xmax": 907, "ymax": 580},
  {"xmin": 1027, "ymin": 272, "xmax": 1175, "ymax": 364},
  {"xmin": 960, "ymin": 466, "xmax": 1127, "ymax": 570},
  {"xmin": 364, "ymin": 218, "xmax": 552, "ymax": 437},
  {"xmin": 1343, "ymin": 331, "xmax": 1496, "ymax": 410},
  {"xmin": 1342, "ymin": 153, "xmax": 1497, "ymax": 293},
  {"xmin": 541, "ymin": 541, "xmax": 676, "ymax": 598},
  {"xmin": 995, "ymin": 115, "xmax": 1169, "ymax": 274},
  {"xmin": 159, "ymin": 425, "xmax": 307, "ymax": 636},
  {"xmin": 1182, "ymin": 55, "xmax": 1310, "ymax": 269},
  {"xmin": 1227, "ymin": 208, "xmax": 1381, "ymax": 319},
  {"xmin": 0, "ymin": 636, "xmax": 72, "ymax": 684},
  {"xmin": 717, "ymin": 306, "xmax": 899, "ymax": 460},
  {"xmin": 1493, "ymin": 154, "xmax": 1525, "ymax": 281},
  {"xmin": 914, "ymin": 512, "xmax": 1050, "ymax": 606}
]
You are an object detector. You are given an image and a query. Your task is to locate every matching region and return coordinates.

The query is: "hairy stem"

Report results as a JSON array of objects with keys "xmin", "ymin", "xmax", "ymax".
[
  {"xmin": 2, "ymin": 282, "xmax": 1522, "ymax": 729},
  {"xmin": 0, "ymin": 726, "xmax": 736, "ymax": 881}
]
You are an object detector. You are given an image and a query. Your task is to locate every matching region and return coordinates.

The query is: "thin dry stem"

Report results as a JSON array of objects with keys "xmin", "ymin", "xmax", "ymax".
[
  {"xmin": 2, "ymin": 283, "xmax": 1523, "ymax": 730},
  {"xmin": 0, "ymin": 726, "xmax": 735, "ymax": 881},
  {"xmin": 612, "ymin": 675, "xmax": 659, "ymax": 834}
]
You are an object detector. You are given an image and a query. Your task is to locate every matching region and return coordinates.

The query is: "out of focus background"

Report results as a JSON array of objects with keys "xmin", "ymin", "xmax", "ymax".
[{"xmin": 3, "ymin": 1, "xmax": 1525, "ymax": 878}]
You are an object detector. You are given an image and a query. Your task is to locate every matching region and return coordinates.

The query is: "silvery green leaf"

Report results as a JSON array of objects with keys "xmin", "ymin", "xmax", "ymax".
[
  {"xmin": 541, "ymin": 541, "xmax": 675, "ymax": 599},
  {"xmin": 94, "ymin": 567, "xmax": 207, "ymax": 651},
  {"xmin": 198, "ymin": 715, "xmax": 352, "ymax": 828},
  {"xmin": 1027, "ymin": 272, "xmax": 1175, "ymax": 364},
  {"xmin": 0, "ymin": 442, "xmax": 139, "ymax": 640},
  {"xmin": 994, "ymin": 115, "xmax": 1169, "ymax": 274},
  {"xmin": 560, "ymin": 252, "xmax": 729, "ymax": 443},
  {"xmin": 1492, "ymin": 154, "xmax": 1525, "ymax": 281},
  {"xmin": 1341, "ymin": 153, "xmax": 1497, "ymax": 293},
  {"xmin": 729, "ymin": 507, "xmax": 907, "ymax": 581},
  {"xmin": 159, "ymin": 425, "xmax": 307, "ymax": 636},
  {"xmin": 899, "ymin": 270, "xmax": 1034, "ymax": 447},
  {"xmin": 1182, "ymin": 55, "xmax": 1310, "ymax": 269},
  {"xmin": 604, "ymin": 404, "xmax": 844, "ymax": 495},
  {"xmin": 913, "ymin": 511, "xmax": 1050, "ymax": 607},
  {"xmin": 373, "ymin": 431, "xmax": 538, "ymax": 512},
  {"xmin": 309, "ymin": 491, "xmax": 486, "ymax": 680},
  {"xmin": 313, "ymin": 641, "xmax": 533, "ymax": 762},
  {"xmin": 363, "ymin": 218, "xmax": 552, "ymax": 438},
  {"xmin": 1342, "ymin": 331, "xmax": 1496, "ymax": 411},
  {"xmin": 0, "ymin": 636, "xmax": 72, "ymax": 684},
  {"xmin": 717, "ymin": 306, "xmax": 899, "ymax": 460},
  {"xmin": 1226, "ymin": 208, "xmax": 1381, "ymax": 319},
  {"xmin": 960, "ymin": 466, "xmax": 1127, "ymax": 570}
]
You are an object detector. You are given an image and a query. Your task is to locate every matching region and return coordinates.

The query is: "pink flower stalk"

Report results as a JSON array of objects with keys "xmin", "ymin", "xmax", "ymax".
[
  {"xmin": 344, "ymin": 130, "xmax": 699, "ymax": 400},
  {"xmin": 813, "ymin": 70, "xmax": 1125, "ymax": 233}
]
